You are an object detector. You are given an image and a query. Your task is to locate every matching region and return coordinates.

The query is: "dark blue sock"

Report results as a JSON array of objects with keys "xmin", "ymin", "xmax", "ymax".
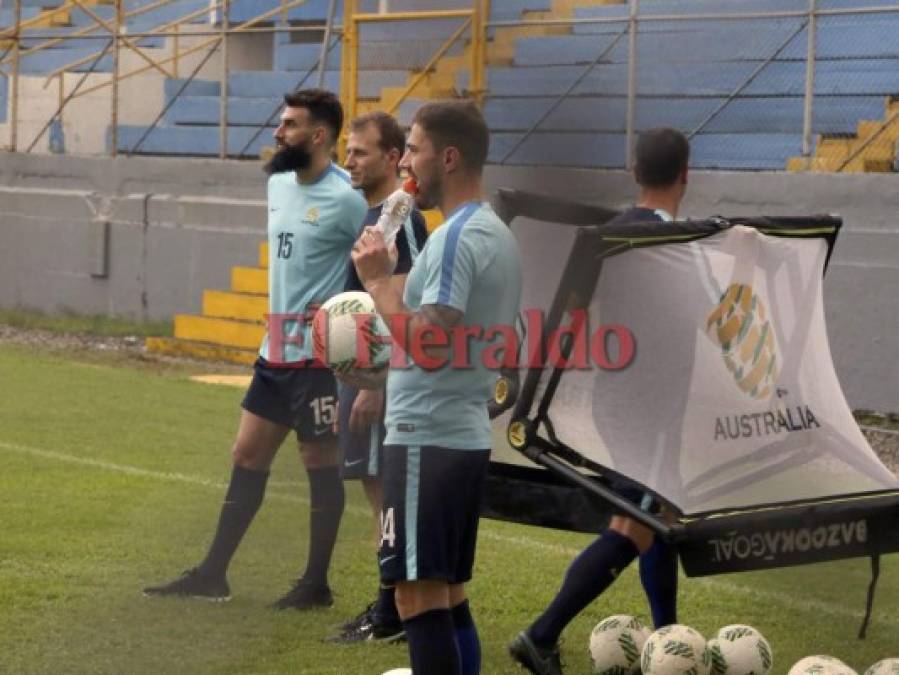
[
  {"xmin": 301, "ymin": 465, "xmax": 344, "ymax": 588},
  {"xmin": 373, "ymin": 583, "xmax": 399, "ymax": 624},
  {"xmin": 639, "ymin": 535, "xmax": 678, "ymax": 628},
  {"xmin": 452, "ymin": 600, "xmax": 480, "ymax": 675},
  {"xmin": 404, "ymin": 608, "xmax": 461, "ymax": 675},
  {"xmin": 198, "ymin": 464, "xmax": 269, "ymax": 579},
  {"xmin": 528, "ymin": 529, "xmax": 639, "ymax": 648}
]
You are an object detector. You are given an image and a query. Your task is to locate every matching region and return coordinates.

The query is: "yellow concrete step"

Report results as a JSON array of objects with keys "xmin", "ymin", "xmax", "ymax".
[
  {"xmin": 146, "ymin": 336, "xmax": 257, "ymax": 366},
  {"xmin": 857, "ymin": 119, "xmax": 899, "ymax": 144},
  {"xmin": 786, "ymin": 156, "xmax": 811, "ymax": 172},
  {"xmin": 202, "ymin": 289, "xmax": 267, "ymax": 323},
  {"xmin": 231, "ymin": 266, "xmax": 267, "ymax": 294},
  {"xmin": 492, "ymin": 23, "xmax": 570, "ymax": 49},
  {"xmin": 862, "ymin": 158, "xmax": 894, "ymax": 172},
  {"xmin": 174, "ymin": 314, "xmax": 265, "ymax": 350},
  {"xmin": 818, "ymin": 137, "xmax": 893, "ymax": 162},
  {"xmin": 259, "ymin": 241, "xmax": 268, "ymax": 268}
]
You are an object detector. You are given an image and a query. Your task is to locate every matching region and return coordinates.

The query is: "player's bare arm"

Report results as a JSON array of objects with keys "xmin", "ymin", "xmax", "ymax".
[{"xmin": 352, "ymin": 226, "xmax": 462, "ymax": 361}]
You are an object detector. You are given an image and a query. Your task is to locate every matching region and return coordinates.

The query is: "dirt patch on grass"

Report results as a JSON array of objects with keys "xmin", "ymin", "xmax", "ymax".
[{"xmin": 0, "ymin": 324, "xmax": 247, "ymax": 376}]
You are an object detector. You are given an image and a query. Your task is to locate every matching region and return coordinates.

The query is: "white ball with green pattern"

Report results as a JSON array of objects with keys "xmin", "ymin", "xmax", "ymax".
[
  {"xmin": 641, "ymin": 624, "xmax": 712, "ymax": 675},
  {"xmin": 312, "ymin": 291, "xmax": 391, "ymax": 389},
  {"xmin": 707, "ymin": 624, "xmax": 773, "ymax": 675},
  {"xmin": 788, "ymin": 656, "xmax": 858, "ymax": 675},
  {"xmin": 588, "ymin": 614, "xmax": 651, "ymax": 674},
  {"xmin": 865, "ymin": 659, "xmax": 899, "ymax": 675}
]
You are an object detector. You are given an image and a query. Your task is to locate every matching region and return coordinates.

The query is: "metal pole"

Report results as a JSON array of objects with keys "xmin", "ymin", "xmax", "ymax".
[
  {"xmin": 470, "ymin": 0, "xmax": 488, "ymax": 106},
  {"xmin": 173, "ymin": 23, "xmax": 179, "ymax": 78},
  {"xmin": 317, "ymin": 0, "xmax": 337, "ymax": 88},
  {"xmin": 219, "ymin": 0, "xmax": 229, "ymax": 158},
  {"xmin": 110, "ymin": 0, "xmax": 121, "ymax": 156},
  {"xmin": 10, "ymin": 0, "xmax": 21, "ymax": 151},
  {"xmin": 801, "ymin": 0, "xmax": 817, "ymax": 167},
  {"xmin": 625, "ymin": 0, "xmax": 638, "ymax": 171},
  {"xmin": 339, "ymin": 0, "xmax": 357, "ymax": 143}
]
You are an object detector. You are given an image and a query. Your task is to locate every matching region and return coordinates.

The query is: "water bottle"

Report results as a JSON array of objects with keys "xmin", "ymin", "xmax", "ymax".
[{"xmin": 375, "ymin": 178, "xmax": 418, "ymax": 248}]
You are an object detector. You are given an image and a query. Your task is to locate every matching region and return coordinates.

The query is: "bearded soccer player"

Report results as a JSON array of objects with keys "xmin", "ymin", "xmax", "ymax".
[
  {"xmin": 330, "ymin": 111, "xmax": 429, "ymax": 644},
  {"xmin": 509, "ymin": 128, "xmax": 691, "ymax": 675},
  {"xmin": 352, "ymin": 101, "xmax": 522, "ymax": 675},
  {"xmin": 143, "ymin": 89, "xmax": 367, "ymax": 608}
]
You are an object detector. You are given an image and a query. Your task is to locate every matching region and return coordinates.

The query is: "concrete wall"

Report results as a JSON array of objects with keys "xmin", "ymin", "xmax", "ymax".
[{"xmin": 0, "ymin": 153, "xmax": 896, "ymax": 413}]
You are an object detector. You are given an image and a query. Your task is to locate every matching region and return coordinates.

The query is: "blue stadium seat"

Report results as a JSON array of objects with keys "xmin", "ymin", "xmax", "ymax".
[
  {"xmin": 228, "ymin": 0, "xmax": 335, "ymax": 24},
  {"xmin": 490, "ymin": 131, "xmax": 803, "ymax": 170},
  {"xmin": 483, "ymin": 96, "xmax": 885, "ymax": 135},
  {"xmin": 115, "ymin": 124, "xmax": 272, "ymax": 156}
]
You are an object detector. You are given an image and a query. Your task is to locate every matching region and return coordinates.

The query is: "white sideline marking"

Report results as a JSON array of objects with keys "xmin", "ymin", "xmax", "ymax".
[
  {"xmin": 0, "ymin": 440, "xmax": 368, "ymax": 519},
  {"xmin": 2, "ymin": 439, "xmax": 896, "ymax": 627}
]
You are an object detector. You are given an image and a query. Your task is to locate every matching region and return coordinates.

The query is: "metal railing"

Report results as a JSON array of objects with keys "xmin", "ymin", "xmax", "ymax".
[
  {"xmin": 0, "ymin": 0, "xmax": 489, "ymax": 159},
  {"xmin": 486, "ymin": 0, "xmax": 899, "ymax": 172},
  {"xmin": 2, "ymin": 0, "xmax": 897, "ymax": 171},
  {"xmin": 340, "ymin": 0, "xmax": 488, "ymax": 155},
  {"xmin": 0, "ymin": 0, "xmax": 345, "ymax": 157}
]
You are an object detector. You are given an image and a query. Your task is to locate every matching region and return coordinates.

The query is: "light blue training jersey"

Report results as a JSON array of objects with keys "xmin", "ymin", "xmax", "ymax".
[
  {"xmin": 259, "ymin": 164, "xmax": 368, "ymax": 363},
  {"xmin": 385, "ymin": 202, "xmax": 523, "ymax": 450}
]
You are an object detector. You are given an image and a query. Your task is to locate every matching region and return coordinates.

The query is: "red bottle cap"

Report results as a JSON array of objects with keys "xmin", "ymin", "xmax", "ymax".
[{"xmin": 403, "ymin": 178, "xmax": 419, "ymax": 194}]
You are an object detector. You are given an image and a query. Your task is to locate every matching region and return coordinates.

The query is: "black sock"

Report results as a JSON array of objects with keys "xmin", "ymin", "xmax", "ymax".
[
  {"xmin": 301, "ymin": 465, "xmax": 344, "ymax": 587},
  {"xmin": 404, "ymin": 608, "xmax": 461, "ymax": 675},
  {"xmin": 639, "ymin": 536, "xmax": 678, "ymax": 628},
  {"xmin": 197, "ymin": 464, "xmax": 269, "ymax": 579},
  {"xmin": 528, "ymin": 529, "xmax": 639, "ymax": 648},
  {"xmin": 373, "ymin": 583, "xmax": 399, "ymax": 624},
  {"xmin": 452, "ymin": 600, "xmax": 480, "ymax": 675}
]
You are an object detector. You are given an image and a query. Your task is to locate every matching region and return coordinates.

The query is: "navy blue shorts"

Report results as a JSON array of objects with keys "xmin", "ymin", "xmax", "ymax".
[
  {"xmin": 610, "ymin": 479, "xmax": 661, "ymax": 515},
  {"xmin": 378, "ymin": 445, "xmax": 490, "ymax": 585},
  {"xmin": 337, "ymin": 382, "xmax": 385, "ymax": 479},
  {"xmin": 241, "ymin": 357, "xmax": 337, "ymax": 442}
]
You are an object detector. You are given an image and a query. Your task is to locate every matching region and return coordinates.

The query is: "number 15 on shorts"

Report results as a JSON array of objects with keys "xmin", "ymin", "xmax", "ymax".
[{"xmin": 379, "ymin": 507, "xmax": 396, "ymax": 549}]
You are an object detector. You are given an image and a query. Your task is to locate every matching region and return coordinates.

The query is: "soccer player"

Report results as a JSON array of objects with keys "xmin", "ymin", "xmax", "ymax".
[
  {"xmin": 330, "ymin": 111, "xmax": 429, "ymax": 644},
  {"xmin": 143, "ymin": 89, "xmax": 367, "ymax": 609},
  {"xmin": 509, "ymin": 128, "xmax": 691, "ymax": 675},
  {"xmin": 352, "ymin": 101, "xmax": 522, "ymax": 675}
]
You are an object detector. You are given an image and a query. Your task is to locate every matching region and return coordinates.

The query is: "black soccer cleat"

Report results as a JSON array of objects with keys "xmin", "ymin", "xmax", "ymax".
[
  {"xmin": 326, "ymin": 611, "xmax": 406, "ymax": 644},
  {"xmin": 142, "ymin": 568, "xmax": 231, "ymax": 602},
  {"xmin": 339, "ymin": 602, "xmax": 376, "ymax": 632},
  {"xmin": 270, "ymin": 578, "xmax": 334, "ymax": 610},
  {"xmin": 508, "ymin": 631, "xmax": 563, "ymax": 675}
]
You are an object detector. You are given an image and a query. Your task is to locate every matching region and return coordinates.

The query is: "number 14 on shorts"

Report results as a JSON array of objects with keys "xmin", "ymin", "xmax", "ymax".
[{"xmin": 380, "ymin": 507, "xmax": 396, "ymax": 549}]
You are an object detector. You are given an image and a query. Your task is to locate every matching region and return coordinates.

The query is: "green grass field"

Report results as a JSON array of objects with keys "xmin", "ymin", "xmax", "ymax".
[{"xmin": 1, "ymin": 342, "xmax": 896, "ymax": 674}]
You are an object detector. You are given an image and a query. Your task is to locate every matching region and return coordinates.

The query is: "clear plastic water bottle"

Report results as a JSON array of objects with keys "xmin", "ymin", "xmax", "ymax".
[{"xmin": 375, "ymin": 178, "xmax": 418, "ymax": 248}]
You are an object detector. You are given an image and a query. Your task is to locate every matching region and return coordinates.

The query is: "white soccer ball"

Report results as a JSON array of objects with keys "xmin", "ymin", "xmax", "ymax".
[
  {"xmin": 866, "ymin": 660, "xmax": 899, "ymax": 675},
  {"xmin": 707, "ymin": 624, "xmax": 773, "ymax": 675},
  {"xmin": 788, "ymin": 655, "xmax": 857, "ymax": 675},
  {"xmin": 641, "ymin": 624, "xmax": 712, "ymax": 675},
  {"xmin": 588, "ymin": 614, "xmax": 651, "ymax": 674},
  {"xmin": 381, "ymin": 670, "xmax": 412, "ymax": 675},
  {"xmin": 312, "ymin": 291, "xmax": 391, "ymax": 389}
]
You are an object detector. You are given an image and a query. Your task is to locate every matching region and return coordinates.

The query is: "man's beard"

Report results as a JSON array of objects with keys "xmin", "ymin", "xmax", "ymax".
[
  {"xmin": 264, "ymin": 142, "xmax": 312, "ymax": 175},
  {"xmin": 413, "ymin": 178, "xmax": 441, "ymax": 211}
]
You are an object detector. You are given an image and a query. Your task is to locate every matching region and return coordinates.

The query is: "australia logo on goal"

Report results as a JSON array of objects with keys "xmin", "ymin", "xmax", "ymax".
[{"xmin": 705, "ymin": 283, "xmax": 780, "ymax": 400}]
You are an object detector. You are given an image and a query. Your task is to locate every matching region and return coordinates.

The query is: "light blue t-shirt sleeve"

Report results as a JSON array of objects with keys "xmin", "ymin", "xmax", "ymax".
[
  {"xmin": 419, "ymin": 226, "xmax": 482, "ymax": 313},
  {"xmin": 339, "ymin": 188, "xmax": 368, "ymax": 243}
]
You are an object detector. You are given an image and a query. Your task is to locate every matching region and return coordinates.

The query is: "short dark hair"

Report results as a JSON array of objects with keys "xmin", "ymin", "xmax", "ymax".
[
  {"xmin": 634, "ymin": 128, "xmax": 690, "ymax": 188},
  {"xmin": 349, "ymin": 111, "xmax": 406, "ymax": 156},
  {"xmin": 282, "ymin": 88, "xmax": 343, "ymax": 142},
  {"xmin": 411, "ymin": 100, "xmax": 489, "ymax": 172}
]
